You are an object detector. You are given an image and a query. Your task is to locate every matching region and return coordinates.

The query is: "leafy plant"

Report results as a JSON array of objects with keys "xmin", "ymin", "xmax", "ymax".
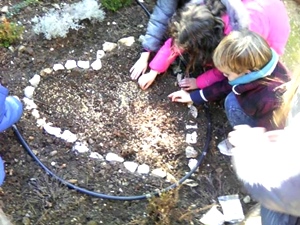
[
  {"xmin": 101, "ymin": 0, "xmax": 132, "ymax": 11},
  {"xmin": 0, "ymin": 19, "xmax": 24, "ymax": 47},
  {"xmin": 7, "ymin": 0, "xmax": 40, "ymax": 18}
]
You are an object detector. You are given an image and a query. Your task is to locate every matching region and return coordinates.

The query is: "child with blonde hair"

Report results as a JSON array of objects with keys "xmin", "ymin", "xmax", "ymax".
[{"xmin": 169, "ymin": 29, "xmax": 290, "ymax": 132}]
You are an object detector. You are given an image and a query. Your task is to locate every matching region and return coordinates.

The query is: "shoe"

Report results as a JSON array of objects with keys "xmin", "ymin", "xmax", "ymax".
[
  {"xmin": 0, "ymin": 96, "xmax": 23, "ymax": 132},
  {"xmin": 0, "ymin": 157, "xmax": 5, "ymax": 186},
  {"xmin": 218, "ymin": 139, "xmax": 234, "ymax": 156}
]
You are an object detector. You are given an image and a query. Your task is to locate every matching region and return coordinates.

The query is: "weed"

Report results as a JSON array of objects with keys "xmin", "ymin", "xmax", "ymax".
[
  {"xmin": 7, "ymin": 0, "xmax": 40, "ymax": 18},
  {"xmin": 0, "ymin": 19, "xmax": 24, "ymax": 47},
  {"xmin": 101, "ymin": 0, "xmax": 132, "ymax": 12}
]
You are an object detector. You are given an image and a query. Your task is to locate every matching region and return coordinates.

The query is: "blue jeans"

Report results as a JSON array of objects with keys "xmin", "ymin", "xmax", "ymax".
[
  {"xmin": 224, "ymin": 92, "xmax": 256, "ymax": 128},
  {"xmin": 261, "ymin": 206, "xmax": 300, "ymax": 225}
]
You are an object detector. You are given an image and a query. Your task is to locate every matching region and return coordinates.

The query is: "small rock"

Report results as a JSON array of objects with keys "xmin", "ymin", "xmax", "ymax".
[
  {"xmin": 106, "ymin": 152, "xmax": 124, "ymax": 162},
  {"xmin": 77, "ymin": 60, "xmax": 90, "ymax": 69},
  {"xmin": 60, "ymin": 130, "xmax": 77, "ymax": 143},
  {"xmin": 89, "ymin": 152, "xmax": 104, "ymax": 160},
  {"xmin": 137, "ymin": 164, "xmax": 150, "ymax": 174},
  {"xmin": 24, "ymin": 86, "xmax": 35, "ymax": 99},
  {"xmin": 96, "ymin": 50, "xmax": 105, "ymax": 59},
  {"xmin": 186, "ymin": 124, "xmax": 198, "ymax": 129},
  {"xmin": 188, "ymin": 105, "xmax": 198, "ymax": 118},
  {"xmin": 29, "ymin": 74, "xmax": 41, "ymax": 87},
  {"xmin": 123, "ymin": 161, "xmax": 138, "ymax": 173},
  {"xmin": 118, "ymin": 36, "xmax": 135, "ymax": 46},
  {"xmin": 49, "ymin": 150, "xmax": 58, "ymax": 156},
  {"xmin": 185, "ymin": 146, "xmax": 198, "ymax": 158},
  {"xmin": 43, "ymin": 124, "xmax": 62, "ymax": 137},
  {"xmin": 23, "ymin": 97, "xmax": 37, "ymax": 110},
  {"xmin": 1, "ymin": 6, "xmax": 9, "ymax": 13},
  {"xmin": 53, "ymin": 63, "xmax": 65, "ymax": 71},
  {"xmin": 91, "ymin": 59, "xmax": 102, "ymax": 70},
  {"xmin": 72, "ymin": 142, "xmax": 89, "ymax": 153},
  {"xmin": 31, "ymin": 109, "xmax": 40, "ymax": 119},
  {"xmin": 188, "ymin": 159, "xmax": 198, "ymax": 170},
  {"xmin": 65, "ymin": 60, "xmax": 77, "ymax": 70},
  {"xmin": 186, "ymin": 131, "xmax": 197, "ymax": 144},
  {"xmin": 151, "ymin": 168, "xmax": 167, "ymax": 178},
  {"xmin": 102, "ymin": 42, "xmax": 117, "ymax": 52},
  {"xmin": 243, "ymin": 195, "xmax": 251, "ymax": 204},
  {"xmin": 40, "ymin": 68, "xmax": 53, "ymax": 76}
]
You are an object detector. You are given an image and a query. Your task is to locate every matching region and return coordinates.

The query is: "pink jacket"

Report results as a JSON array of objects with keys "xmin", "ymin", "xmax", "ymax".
[{"xmin": 149, "ymin": 0, "xmax": 290, "ymax": 89}]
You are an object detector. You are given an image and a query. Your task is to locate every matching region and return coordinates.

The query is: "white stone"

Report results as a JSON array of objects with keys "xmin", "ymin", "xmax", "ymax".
[
  {"xmin": 118, "ymin": 36, "xmax": 135, "ymax": 46},
  {"xmin": 151, "ymin": 168, "xmax": 167, "ymax": 178},
  {"xmin": 102, "ymin": 42, "xmax": 117, "ymax": 52},
  {"xmin": 60, "ymin": 130, "xmax": 77, "ymax": 143},
  {"xmin": 183, "ymin": 179, "xmax": 199, "ymax": 187},
  {"xmin": 243, "ymin": 195, "xmax": 251, "ymax": 204},
  {"xmin": 29, "ymin": 74, "xmax": 41, "ymax": 87},
  {"xmin": 72, "ymin": 142, "xmax": 89, "ymax": 153},
  {"xmin": 77, "ymin": 60, "xmax": 90, "ymax": 69},
  {"xmin": 89, "ymin": 152, "xmax": 104, "ymax": 160},
  {"xmin": 138, "ymin": 35, "xmax": 145, "ymax": 43},
  {"xmin": 53, "ymin": 63, "xmax": 65, "ymax": 71},
  {"xmin": 65, "ymin": 60, "xmax": 77, "ymax": 70},
  {"xmin": 123, "ymin": 161, "xmax": 138, "ymax": 173},
  {"xmin": 185, "ymin": 146, "xmax": 198, "ymax": 158},
  {"xmin": 31, "ymin": 109, "xmax": 40, "ymax": 119},
  {"xmin": 36, "ymin": 118, "xmax": 47, "ymax": 127},
  {"xmin": 1, "ymin": 6, "xmax": 9, "ymax": 13},
  {"xmin": 91, "ymin": 59, "xmax": 102, "ymax": 70},
  {"xmin": 188, "ymin": 105, "xmax": 198, "ymax": 118},
  {"xmin": 43, "ymin": 124, "xmax": 62, "ymax": 137},
  {"xmin": 105, "ymin": 152, "xmax": 124, "ymax": 162},
  {"xmin": 41, "ymin": 68, "xmax": 53, "ymax": 75},
  {"xmin": 188, "ymin": 159, "xmax": 198, "ymax": 170},
  {"xmin": 186, "ymin": 131, "xmax": 197, "ymax": 144},
  {"xmin": 24, "ymin": 86, "xmax": 35, "ymax": 99},
  {"xmin": 137, "ymin": 164, "xmax": 150, "ymax": 174},
  {"xmin": 23, "ymin": 97, "xmax": 37, "ymax": 110},
  {"xmin": 186, "ymin": 124, "xmax": 198, "ymax": 129},
  {"xmin": 200, "ymin": 206, "xmax": 225, "ymax": 225},
  {"xmin": 96, "ymin": 50, "xmax": 105, "ymax": 59}
]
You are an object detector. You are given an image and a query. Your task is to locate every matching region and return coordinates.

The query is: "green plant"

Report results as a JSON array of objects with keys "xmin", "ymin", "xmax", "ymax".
[
  {"xmin": 0, "ymin": 19, "xmax": 24, "ymax": 47},
  {"xmin": 101, "ymin": 0, "xmax": 132, "ymax": 12}
]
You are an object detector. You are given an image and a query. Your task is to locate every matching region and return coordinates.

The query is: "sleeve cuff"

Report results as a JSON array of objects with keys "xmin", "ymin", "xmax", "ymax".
[{"xmin": 190, "ymin": 90, "xmax": 206, "ymax": 105}]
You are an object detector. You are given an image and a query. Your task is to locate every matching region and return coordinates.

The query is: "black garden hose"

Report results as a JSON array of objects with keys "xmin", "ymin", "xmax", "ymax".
[{"xmin": 11, "ymin": 0, "xmax": 212, "ymax": 200}]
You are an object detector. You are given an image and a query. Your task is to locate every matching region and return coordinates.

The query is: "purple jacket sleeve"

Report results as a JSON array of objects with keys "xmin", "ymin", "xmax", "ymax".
[
  {"xmin": 149, "ymin": 38, "xmax": 181, "ymax": 73},
  {"xmin": 0, "ymin": 85, "xmax": 9, "ymax": 122}
]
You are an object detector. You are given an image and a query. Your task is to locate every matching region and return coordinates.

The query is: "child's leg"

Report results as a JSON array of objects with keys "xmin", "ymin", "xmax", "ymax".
[
  {"xmin": 224, "ymin": 92, "xmax": 256, "ymax": 128},
  {"xmin": 260, "ymin": 206, "xmax": 300, "ymax": 225}
]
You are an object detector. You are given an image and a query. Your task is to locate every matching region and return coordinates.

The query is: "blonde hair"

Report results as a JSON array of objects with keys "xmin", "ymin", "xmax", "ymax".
[
  {"xmin": 213, "ymin": 29, "xmax": 272, "ymax": 74},
  {"xmin": 273, "ymin": 66, "xmax": 300, "ymax": 127}
]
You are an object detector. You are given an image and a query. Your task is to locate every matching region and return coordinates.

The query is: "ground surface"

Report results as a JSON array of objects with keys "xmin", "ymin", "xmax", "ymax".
[{"xmin": 0, "ymin": 0, "xmax": 298, "ymax": 225}]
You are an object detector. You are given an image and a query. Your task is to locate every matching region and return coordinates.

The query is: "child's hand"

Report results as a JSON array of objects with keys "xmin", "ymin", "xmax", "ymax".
[
  {"xmin": 179, "ymin": 78, "xmax": 198, "ymax": 91},
  {"xmin": 130, "ymin": 52, "xmax": 150, "ymax": 80},
  {"xmin": 138, "ymin": 70, "xmax": 158, "ymax": 90},
  {"xmin": 168, "ymin": 90, "xmax": 193, "ymax": 103}
]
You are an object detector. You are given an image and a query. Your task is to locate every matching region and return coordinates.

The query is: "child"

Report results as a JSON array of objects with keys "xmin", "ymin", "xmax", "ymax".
[
  {"xmin": 130, "ymin": 0, "xmax": 203, "ymax": 80},
  {"xmin": 133, "ymin": 0, "xmax": 290, "ymax": 91},
  {"xmin": 0, "ymin": 84, "xmax": 23, "ymax": 186},
  {"xmin": 228, "ymin": 66, "xmax": 300, "ymax": 224},
  {"xmin": 168, "ymin": 30, "xmax": 290, "ymax": 131}
]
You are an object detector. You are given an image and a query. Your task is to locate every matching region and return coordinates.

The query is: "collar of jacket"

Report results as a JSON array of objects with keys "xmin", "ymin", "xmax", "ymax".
[
  {"xmin": 229, "ymin": 49, "xmax": 279, "ymax": 86},
  {"xmin": 220, "ymin": 0, "xmax": 249, "ymax": 30}
]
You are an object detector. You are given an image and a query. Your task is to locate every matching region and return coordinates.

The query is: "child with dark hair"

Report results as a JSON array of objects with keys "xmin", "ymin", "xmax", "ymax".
[
  {"xmin": 168, "ymin": 29, "xmax": 290, "ymax": 132},
  {"xmin": 0, "ymin": 84, "xmax": 23, "ymax": 186},
  {"xmin": 132, "ymin": 0, "xmax": 290, "ymax": 91}
]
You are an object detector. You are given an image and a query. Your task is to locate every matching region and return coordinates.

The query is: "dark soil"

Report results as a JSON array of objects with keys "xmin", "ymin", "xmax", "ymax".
[{"xmin": 0, "ymin": 1, "xmax": 259, "ymax": 224}]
